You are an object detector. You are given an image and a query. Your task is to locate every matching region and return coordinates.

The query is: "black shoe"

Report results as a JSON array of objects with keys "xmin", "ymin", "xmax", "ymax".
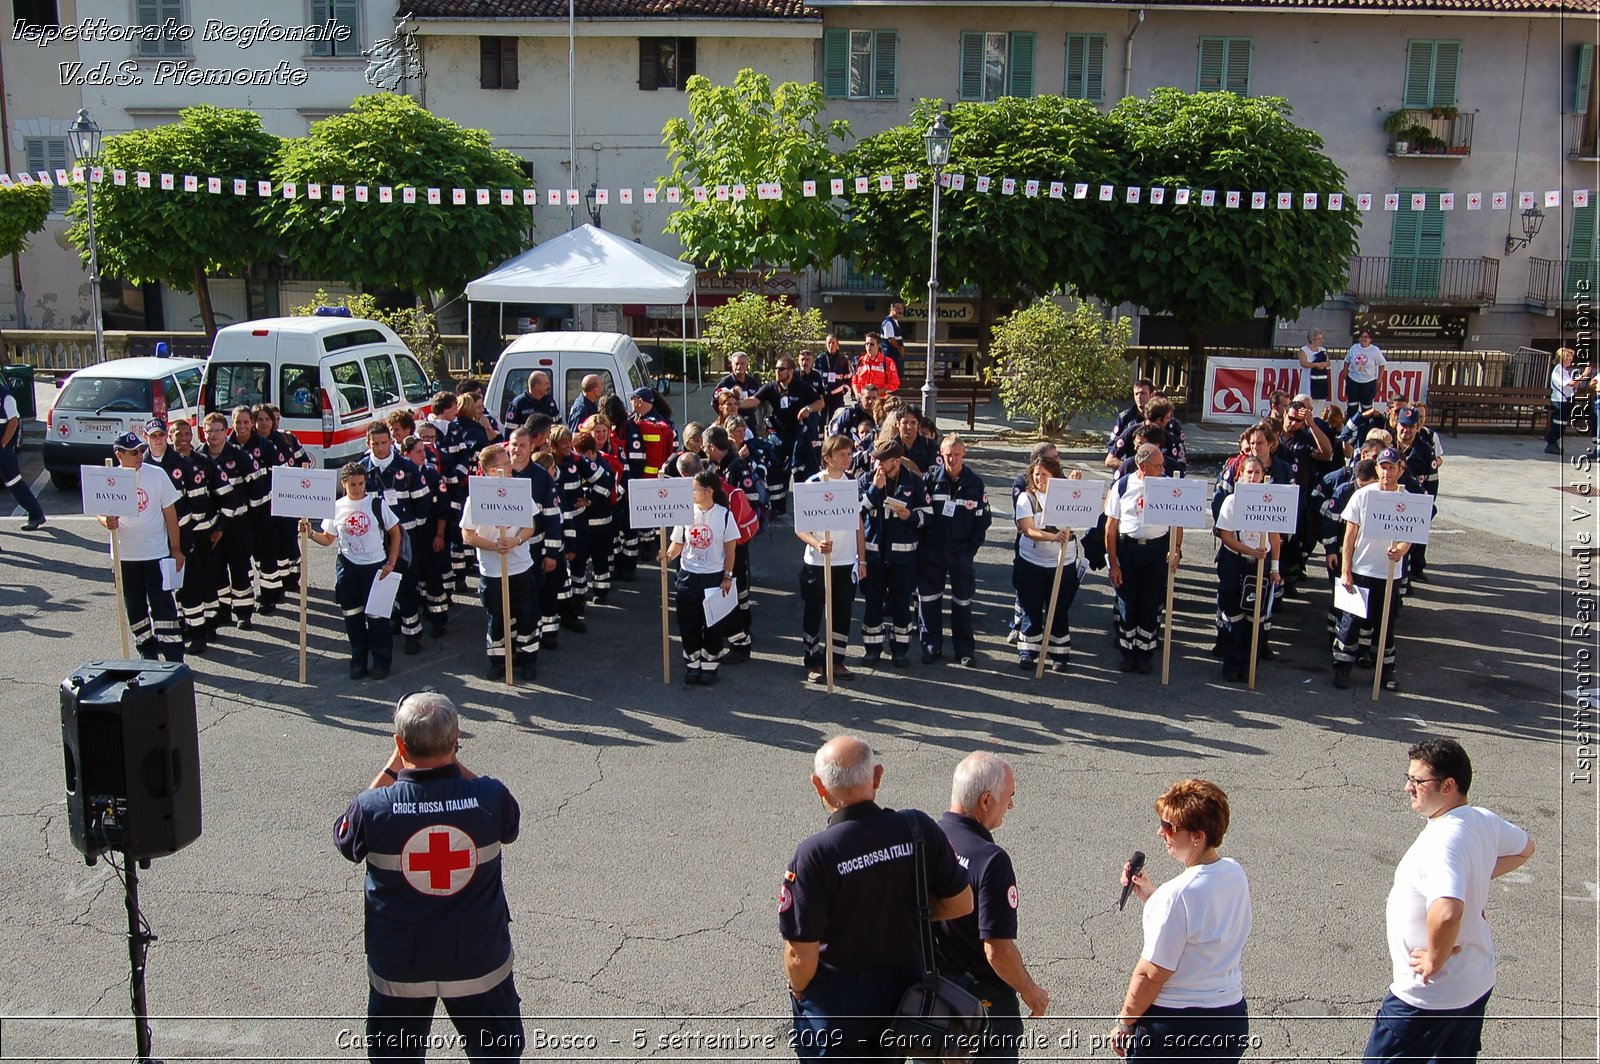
[
  {"xmin": 1411, "ymin": 570, "xmax": 1429, "ymax": 584},
  {"xmin": 1332, "ymin": 662, "xmax": 1352, "ymax": 689},
  {"xmin": 1119, "ymin": 657, "xmax": 1138, "ymax": 673},
  {"xmin": 1222, "ymin": 667, "xmax": 1241, "ymax": 683},
  {"xmin": 1209, "ymin": 638, "xmax": 1224, "ymax": 659},
  {"xmin": 956, "ymin": 655, "xmax": 977, "ymax": 667},
  {"xmin": 259, "ymin": 600, "xmax": 277, "ymax": 617},
  {"xmin": 616, "ymin": 569, "xmax": 636, "ymax": 582},
  {"xmin": 560, "ymin": 616, "xmax": 587, "ymax": 634},
  {"xmin": 404, "ymin": 637, "xmax": 422, "ymax": 656},
  {"xmin": 187, "ymin": 635, "xmax": 207, "ymax": 656},
  {"xmin": 236, "ymin": 614, "xmax": 253, "ymax": 631},
  {"xmin": 1356, "ymin": 654, "xmax": 1375, "ymax": 670},
  {"xmin": 430, "ymin": 625, "xmax": 447, "ymax": 639},
  {"xmin": 700, "ymin": 670, "xmax": 720, "ymax": 686},
  {"xmin": 369, "ymin": 666, "xmax": 389, "ymax": 681},
  {"xmin": 891, "ymin": 655, "xmax": 909, "ymax": 669},
  {"xmin": 543, "ymin": 638, "xmax": 559, "ymax": 652},
  {"xmin": 863, "ymin": 653, "xmax": 882, "ymax": 668},
  {"xmin": 594, "ymin": 592, "xmax": 609, "ymax": 605},
  {"xmin": 723, "ymin": 644, "xmax": 752, "ymax": 664},
  {"xmin": 20, "ymin": 517, "xmax": 44, "ymax": 532},
  {"xmin": 1382, "ymin": 667, "xmax": 1399, "ymax": 691},
  {"xmin": 350, "ymin": 663, "xmax": 368, "ymax": 680},
  {"xmin": 1259, "ymin": 644, "xmax": 1278, "ymax": 660},
  {"xmin": 1135, "ymin": 659, "xmax": 1154, "ymax": 675},
  {"xmin": 1545, "ymin": 444, "xmax": 1563, "ymax": 455},
  {"xmin": 486, "ymin": 661, "xmax": 503, "ymax": 679},
  {"xmin": 1017, "ymin": 653, "xmax": 1038, "ymax": 670},
  {"xmin": 517, "ymin": 658, "xmax": 538, "ymax": 683},
  {"xmin": 921, "ymin": 649, "xmax": 942, "ymax": 665},
  {"xmin": 1049, "ymin": 658, "xmax": 1070, "ymax": 674}
]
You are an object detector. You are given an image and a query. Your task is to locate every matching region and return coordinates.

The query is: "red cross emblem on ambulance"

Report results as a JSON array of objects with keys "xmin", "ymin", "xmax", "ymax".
[{"xmin": 401, "ymin": 825, "xmax": 477, "ymax": 895}]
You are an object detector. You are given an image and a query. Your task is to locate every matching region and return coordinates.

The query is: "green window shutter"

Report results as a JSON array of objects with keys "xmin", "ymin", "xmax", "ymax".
[
  {"xmin": 1197, "ymin": 37, "xmax": 1226, "ymax": 92},
  {"xmin": 873, "ymin": 30, "xmax": 898, "ymax": 99},
  {"xmin": 1404, "ymin": 41, "xmax": 1436, "ymax": 108},
  {"xmin": 959, "ymin": 31, "xmax": 985, "ymax": 101},
  {"xmin": 1009, "ymin": 31, "xmax": 1035, "ymax": 98},
  {"xmin": 1224, "ymin": 38, "xmax": 1251, "ymax": 95},
  {"xmin": 1389, "ymin": 189, "xmax": 1446, "ymax": 299},
  {"xmin": 1576, "ymin": 42, "xmax": 1594, "ymax": 113},
  {"xmin": 1569, "ymin": 204, "xmax": 1599, "ymax": 299},
  {"xmin": 1431, "ymin": 41, "xmax": 1460, "ymax": 107},
  {"xmin": 822, "ymin": 28, "xmax": 848, "ymax": 98},
  {"xmin": 1065, "ymin": 33, "xmax": 1105, "ymax": 101}
]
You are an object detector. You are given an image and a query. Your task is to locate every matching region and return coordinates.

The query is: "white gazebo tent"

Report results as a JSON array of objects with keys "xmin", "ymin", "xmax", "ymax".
[{"xmin": 464, "ymin": 223, "xmax": 701, "ymax": 386}]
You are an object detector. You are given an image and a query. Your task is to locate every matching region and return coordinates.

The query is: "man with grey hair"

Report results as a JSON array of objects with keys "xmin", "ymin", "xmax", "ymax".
[
  {"xmin": 780, "ymin": 735, "xmax": 972, "ymax": 1061},
  {"xmin": 936, "ymin": 753, "xmax": 1049, "ymax": 1062},
  {"xmin": 334, "ymin": 692, "xmax": 524, "ymax": 1060}
]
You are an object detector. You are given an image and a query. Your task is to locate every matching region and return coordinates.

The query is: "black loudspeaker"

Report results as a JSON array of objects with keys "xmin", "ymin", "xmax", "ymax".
[{"xmin": 61, "ymin": 660, "xmax": 202, "ymax": 866}]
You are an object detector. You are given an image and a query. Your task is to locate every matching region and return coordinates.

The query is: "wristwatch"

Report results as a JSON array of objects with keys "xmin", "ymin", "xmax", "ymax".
[{"xmin": 1114, "ymin": 1019, "xmax": 1136, "ymax": 1036}]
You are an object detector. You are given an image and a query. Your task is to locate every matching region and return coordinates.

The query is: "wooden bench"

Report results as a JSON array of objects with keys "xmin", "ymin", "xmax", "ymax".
[
  {"xmin": 1428, "ymin": 386, "xmax": 1551, "ymax": 436},
  {"xmin": 897, "ymin": 356, "xmax": 994, "ymax": 431}
]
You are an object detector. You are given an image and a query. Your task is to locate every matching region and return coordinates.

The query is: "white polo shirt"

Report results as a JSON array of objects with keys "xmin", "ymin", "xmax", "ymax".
[{"xmin": 1105, "ymin": 475, "xmax": 1169, "ymax": 541}]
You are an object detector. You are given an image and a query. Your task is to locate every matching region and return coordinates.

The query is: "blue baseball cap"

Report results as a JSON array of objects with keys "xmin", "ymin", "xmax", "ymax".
[
  {"xmin": 1377, "ymin": 447, "xmax": 1401, "ymax": 465},
  {"xmin": 113, "ymin": 431, "xmax": 146, "ymax": 452}
]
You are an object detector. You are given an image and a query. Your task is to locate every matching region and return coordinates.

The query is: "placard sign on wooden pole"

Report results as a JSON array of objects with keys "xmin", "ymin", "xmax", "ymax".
[
  {"xmin": 794, "ymin": 479, "xmax": 862, "ymax": 692},
  {"xmin": 271, "ymin": 467, "xmax": 338, "ymax": 684},
  {"xmin": 1360, "ymin": 491, "xmax": 1432, "ymax": 702},
  {"xmin": 81, "ymin": 464, "xmax": 140, "ymax": 658},
  {"xmin": 1139, "ymin": 477, "xmax": 1211, "ymax": 685},
  {"xmin": 1034, "ymin": 478, "xmax": 1105, "ymax": 680},
  {"xmin": 629, "ymin": 477, "xmax": 698, "ymax": 685},
  {"xmin": 467, "ymin": 475, "xmax": 537, "ymax": 687},
  {"xmin": 1232, "ymin": 483, "xmax": 1301, "ymax": 690}
]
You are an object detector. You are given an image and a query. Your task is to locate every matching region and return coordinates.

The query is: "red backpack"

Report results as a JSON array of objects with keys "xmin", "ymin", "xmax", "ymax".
[{"xmin": 722, "ymin": 476, "xmax": 760, "ymax": 544}]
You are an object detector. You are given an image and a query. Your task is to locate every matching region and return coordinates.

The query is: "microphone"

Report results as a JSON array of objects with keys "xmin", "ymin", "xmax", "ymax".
[{"xmin": 1119, "ymin": 851, "xmax": 1147, "ymax": 911}]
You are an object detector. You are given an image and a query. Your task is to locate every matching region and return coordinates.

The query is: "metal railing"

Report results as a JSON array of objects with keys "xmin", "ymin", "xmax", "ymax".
[
  {"xmin": 1389, "ymin": 110, "xmax": 1474, "ymax": 156},
  {"xmin": 1345, "ymin": 256, "xmax": 1499, "ymax": 305},
  {"xmin": 1569, "ymin": 113, "xmax": 1600, "ymax": 160},
  {"xmin": 1526, "ymin": 256, "xmax": 1599, "ymax": 307},
  {"xmin": 816, "ymin": 259, "xmax": 896, "ymax": 294}
]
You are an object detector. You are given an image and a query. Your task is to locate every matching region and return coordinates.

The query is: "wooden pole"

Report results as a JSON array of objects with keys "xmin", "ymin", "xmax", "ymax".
[
  {"xmin": 1372, "ymin": 557, "xmax": 1397, "ymax": 702},
  {"xmin": 501, "ymin": 556, "xmax": 514, "ymax": 687},
  {"xmin": 660, "ymin": 527, "xmax": 671, "ymax": 685},
  {"xmin": 110, "ymin": 524, "xmax": 131, "ymax": 659},
  {"xmin": 1247, "ymin": 554, "xmax": 1266, "ymax": 691},
  {"xmin": 1035, "ymin": 539, "xmax": 1068, "ymax": 680},
  {"xmin": 822, "ymin": 532, "xmax": 835, "ymax": 693},
  {"xmin": 1160, "ymin": 547, "xmax": 1178, "ymax": 685},
  {"xmin": 297, "ymin": 524, "xmax": 309, "ymax": 684}
]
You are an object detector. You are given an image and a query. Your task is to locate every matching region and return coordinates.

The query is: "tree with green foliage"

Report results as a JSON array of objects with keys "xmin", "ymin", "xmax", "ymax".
[
  {"xmin": 1090, "ymin": 89, "xmax": 1360, "ymax": 357},
  {"xmin": 274, "ymin": 95, "xmax": 531, "ymax": 316},
  {"xmin": 288, "ymin": 289, "xmax": 448, "ymax": 385},
  {"xmin": 0, "ymin": 183, "xmax": 51, "ymax": 259},
  {"xmin": 702, "ymin": 291, "xmax": 826, "ymax": 374},
  {"xmin": 65, "ymin": 106, "xmax": 279, "ymax": 338},
  {"xmin": 661, "ymin": 70, "xmax": 852, "ymax": 274},
  {"xmin": 845, "ymin": 96, "xmax": 1123, "ymax": 310},
  {"xmin": 988, "ymin": 296, "xmax": 1132, "ymax": 436}
]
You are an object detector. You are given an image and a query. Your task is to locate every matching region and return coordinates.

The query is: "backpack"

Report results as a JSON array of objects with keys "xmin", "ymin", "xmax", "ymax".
[
  {"xmin": 371, "ymin": 495, "xmax": 413, "ymax": 571},
  {"xmin": 1082, "ymin": 475, "xmax": 1133, "ymax": 572},
  {"xmin": 724, "ymin": 476, "xmax": 760, "ymax": 544}
]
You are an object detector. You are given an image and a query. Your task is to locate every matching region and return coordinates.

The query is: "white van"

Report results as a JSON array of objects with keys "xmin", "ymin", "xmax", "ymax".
[
  {"xmin": 485, "ymin": 332, "xmax": 655, "ymax": 427},
  {"xmin": 201, "ymin": 312, "xmax": 435, "ymax": 467},
  {"xmin": 43, "ymin": 355, "xmax": 207, "ymax": 489}
]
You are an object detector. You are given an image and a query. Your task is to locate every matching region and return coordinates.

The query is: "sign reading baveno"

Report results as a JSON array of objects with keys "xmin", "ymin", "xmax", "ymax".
[
  {"xmin": 792, "ymin": 480, "xmax": 862, "ymax": 534},
  {"xmin": 1203, "ymin": 358, "xmax": 1431, "ymax": 425},
  {"xmin": 1140, "ymin": 477, "xmax": 1210, "ymax": 528},
  {"xmin": 1361, "ymin": 491, "xmax": 1433, "ymax": 545},
  {"xmin": 1232, "ymin": 482, "xmax": 1301, "ymax": 535},
  {"xmin": 628, "ymin": 476, "xmax": 696, "ymax": 529},
  {"xmin": 80, "ymin": 465, "xmax": 139, "ymax": 518},
  {"xmin": 465, "ymin": 474, "xmax": 536, "ymax": 528},
  {"xmin": 269, "ymin": 466, "xmax": 338, "ymax": 521}
]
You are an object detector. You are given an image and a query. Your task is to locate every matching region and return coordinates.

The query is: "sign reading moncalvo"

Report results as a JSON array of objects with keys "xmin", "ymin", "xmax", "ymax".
[
  {"xmin": 270, "ymin": 466, "xmax": 338, "ymax": 521},
  {"xmin": 80, "ymin": 465, "xmax": 139, "ymax": 518},
  {"xmin": 628, "ymin": 476, "xmax": 696, "ymax": 530},
  {"xmin": 793, "ymin": 479, "xmax": 862, "ymax": 534},
  {"xmin": 1232, "ymin": 482, "xmax": 1301, "ymax": 535},
  {"xmin": 1361, "ymin": 490, "xmax": 1432, "ymax": 545},
  {"xmin": 466, "ymin": 474, "xmax": 536, "ymax": 528},
  {"xmin": 1141, "ymin": 477, "xmax": 1211, "ymax": 529}
]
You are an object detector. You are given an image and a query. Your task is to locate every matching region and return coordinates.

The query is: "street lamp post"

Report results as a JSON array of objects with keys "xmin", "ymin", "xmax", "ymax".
[
  {"xmin": 67, "ymin": 108, "xmax": 104, "ymax": 362},
  {"xmin": 585, "ymin": 182, "xmax": 602, "ymax": 229},
  {"xmin": 921, "ymin": 114, "xmax": 953, "ymax": 420}
]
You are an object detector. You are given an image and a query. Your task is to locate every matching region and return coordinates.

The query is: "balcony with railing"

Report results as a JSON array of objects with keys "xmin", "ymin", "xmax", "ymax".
[
  {"xmin": 1385, "ymin": 109, "xmax": 1473, "ymax": 158},
  {"xmin": 1346, "ymin": 256, "xmax": 1498, "ymax": 305},
  {"xmin": 816, "ymin": 258, "xmax": 896, "ymax": 295},
  {"xmin": 1569, "ymin": 113, "xmax": 1600, "ymax": 160},
  {"xmin": 1526, "ymin": 257, "xmax": 1600, "ymax": 309}
]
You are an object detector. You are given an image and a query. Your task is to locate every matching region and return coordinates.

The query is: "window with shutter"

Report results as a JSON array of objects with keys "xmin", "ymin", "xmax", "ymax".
[
  {"xmin": 1567, "ymin": 204, "xmax": 1599, "ymax": 300},
  {"xmin": 1388, "ymin": 189, "xmax": 1446, "ymax": 300},
  {"xmin": 677, "ymin": 38, "xmax": 696, "ymax": 85},
  {"xmin": 1197, "ymin": 37, "xmax": 1250, "ymax": 95},
  {"xmin": 24, "ymin": 138, "xmax": 69, "ymax": 214},
  {"xmin": 13, "ymin": 0, "xmax": 59, "ymax": 27},
  {"xmin": 1224, "ymin": 38, "xmax": 1251, "ymax": 95},
  {"xmin": 311, "ymin": 0, "xmax": 360, "ymax": 57},
  {"xmin": 638, "ymin": 38, "xmax": 694, "ymax": 90},
  {"xmin": 1065, "ymin": 33, "xmax": 1106, "ymax": 101},
  {"xmin": 822, "ymin": 28, "xmax": 849, "ymax": 98},
  {"xmin": 135, "ymin": 0, "xmax": 186, "ymax": 58},
  {"xmin": 873, "ymin": 30, "xmax": 898, "ymax": 99},
  {"xmin": 1575, "ymin": 42, "xmax": 1594, "ymax": 114},
  {"xmin": 960, "ymin": 31, "xmax": 1030, "ymax": 101},
  {"xmin": 959, "ymin": 31, "xmax": 985, "ymax": 101},
  {"xmin": 1197, "ymin": 37, "xmax": 1225, "ymax": 92},
  {"xmin": 638, "ymin": 37, "xmax": 659, "ymax": 91},
  {"xmin": 1403, "ymin": 40, "xmax": 1461, "ymax": 108},
  {"xmin": 849, "ymin": 30, "xmax": 872, "ymax": 99},
  {"xmin": 1008, "ymin": 31, "xmax": 1035, "ymax": 98}
]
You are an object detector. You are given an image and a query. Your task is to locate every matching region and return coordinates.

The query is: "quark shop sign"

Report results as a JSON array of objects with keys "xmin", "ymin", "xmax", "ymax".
[
  {"xmin": 902, "ymin": 303, "xmax": 975, "ymax": 322},
  {"xmin": 1352, "ymin": 310, "xmax": 1468, "ymax": 344}
]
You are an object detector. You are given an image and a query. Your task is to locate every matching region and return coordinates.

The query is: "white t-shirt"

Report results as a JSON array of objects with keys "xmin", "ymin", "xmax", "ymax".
[
  {"xmin": 1386, "ymin": 805, "xmax": 1529, "ymax": 1009},
  {"xmin": 321, "ymin": 495, "xmax": 398, "ymax": 566},
  {"xmin": 462, "ymin": 517, "xmax": 533, "ymax": 579},
  {"xmin": 1014, "ymin": 490, "xmax": 1080, "ymax": 568},
  {"xmin": 671, "ymin": 504, "xmax": 737, "ymax": 575},
  {"xmin": 1214, "ymin": 495, "xmax": 1268, "ymax": 554},
  {"xmin": 1345, "ymin": 343, "xmax": 1387, "ymax": 384},
  {"xmin": 1551, "ymin": 364, "xmax": 1577, "ymax": 403},
  {"xmin": 1, "ymin": 394, "xmax": 18, "ymax": 422},
  {"xmin": 801, "ymin": 473, "xmax": 861, "ymax": 567},
  {"xmin": 115, "ymin": 465, "xmax": 180, "ymax": 562},
  {"xmin": 1105, "ymin": 475, "xmax": 1168, "ymax": 540},
  {"xmin": 1141, "ymin": 857, "xmax": 1252, "ymax": 1009},
  {"xmin": 1340, "ymin": 483, "xmax": 1408, "ymax": 579}
]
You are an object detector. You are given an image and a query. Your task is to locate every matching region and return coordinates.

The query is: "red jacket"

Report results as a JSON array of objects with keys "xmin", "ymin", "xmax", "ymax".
[{"xmin": 852, "ymin": 351, "xmax": 900, "ymax": 394}]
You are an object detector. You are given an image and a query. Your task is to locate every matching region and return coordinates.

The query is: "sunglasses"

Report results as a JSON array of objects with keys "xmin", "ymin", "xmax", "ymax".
[{"xmin": 1158, "ymin": 818, "xmax": 1180, "ymax": 834}]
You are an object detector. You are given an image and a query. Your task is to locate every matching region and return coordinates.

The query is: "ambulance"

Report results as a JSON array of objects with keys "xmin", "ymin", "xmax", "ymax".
[
  {"xmin": 483, "ymin": 331, "xmax": 655, "ymax": 427},
  {"xmin": 200, "ymin": 310, "xmax": 435, "ymax": 467}
]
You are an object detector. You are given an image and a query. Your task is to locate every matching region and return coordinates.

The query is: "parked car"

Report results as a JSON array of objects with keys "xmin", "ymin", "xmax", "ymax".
[
  {"xmin": 43, "ymin": 355, "xmax": 206, "ymax": 490},
  {"xmin": 485, "ymin": 332, "xmax": 654, "ymax": 428}
]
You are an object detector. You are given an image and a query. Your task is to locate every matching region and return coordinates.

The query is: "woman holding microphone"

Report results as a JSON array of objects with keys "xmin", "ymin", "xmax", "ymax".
[{"xmin": 1111, "ymin": 779, "xmax": 1253, "ymax": 1062}]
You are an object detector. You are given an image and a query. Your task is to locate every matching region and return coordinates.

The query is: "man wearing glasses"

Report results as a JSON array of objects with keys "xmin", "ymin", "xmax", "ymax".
[
  {"xmin": 334, "ymin": 692, "xmax": 525, "ymax": 1061},
  {"xmin": 1363, "ymin": 738, "xmax": 1533, "ymax": 1064},
  {"xmin": 1274, "ymin": 397, "xmax": 1333, "ymax": 593}
]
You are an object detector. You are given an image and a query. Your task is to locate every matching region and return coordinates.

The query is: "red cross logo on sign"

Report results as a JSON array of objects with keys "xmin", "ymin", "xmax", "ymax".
[
  {"xmin": 1395, "ymin": 503, "xmax": 1406, "ymax": 513},
  {"xmin": 1070, "ymin": 488, "xmax": 1082, "ymax": 500},
  {"xmin": 402, "ymin": 826, "xmax": 477, "ymax": 895},
  {"xmin": 497, "ymin": 487, "xmax": 507, "ymax": 498},
  {"xmin": 1171, "ymin": 487, "xmax": 1182, "ymax": 498},
  {"xmin": 822, "ymin": 491, "xmax": 834, "ymax": 503},
  {"xmin": 1262, "ymin": 493, "xmax": 1273, "ymax": 504},
  {"xmin": 300, "ymin": 478, "xmax": 311, "ymax": 490}
]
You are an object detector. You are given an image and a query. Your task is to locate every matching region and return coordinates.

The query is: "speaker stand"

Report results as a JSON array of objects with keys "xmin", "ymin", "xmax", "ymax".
[{"xmin": 120, "ymin": 855, "xmax": 161, "ymax": 1064}]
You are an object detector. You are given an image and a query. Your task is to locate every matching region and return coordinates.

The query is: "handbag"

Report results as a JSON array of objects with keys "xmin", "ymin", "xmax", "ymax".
[{"xmin": 889, "ymin": 810, "xmax": 988, "ymax": 1064}]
